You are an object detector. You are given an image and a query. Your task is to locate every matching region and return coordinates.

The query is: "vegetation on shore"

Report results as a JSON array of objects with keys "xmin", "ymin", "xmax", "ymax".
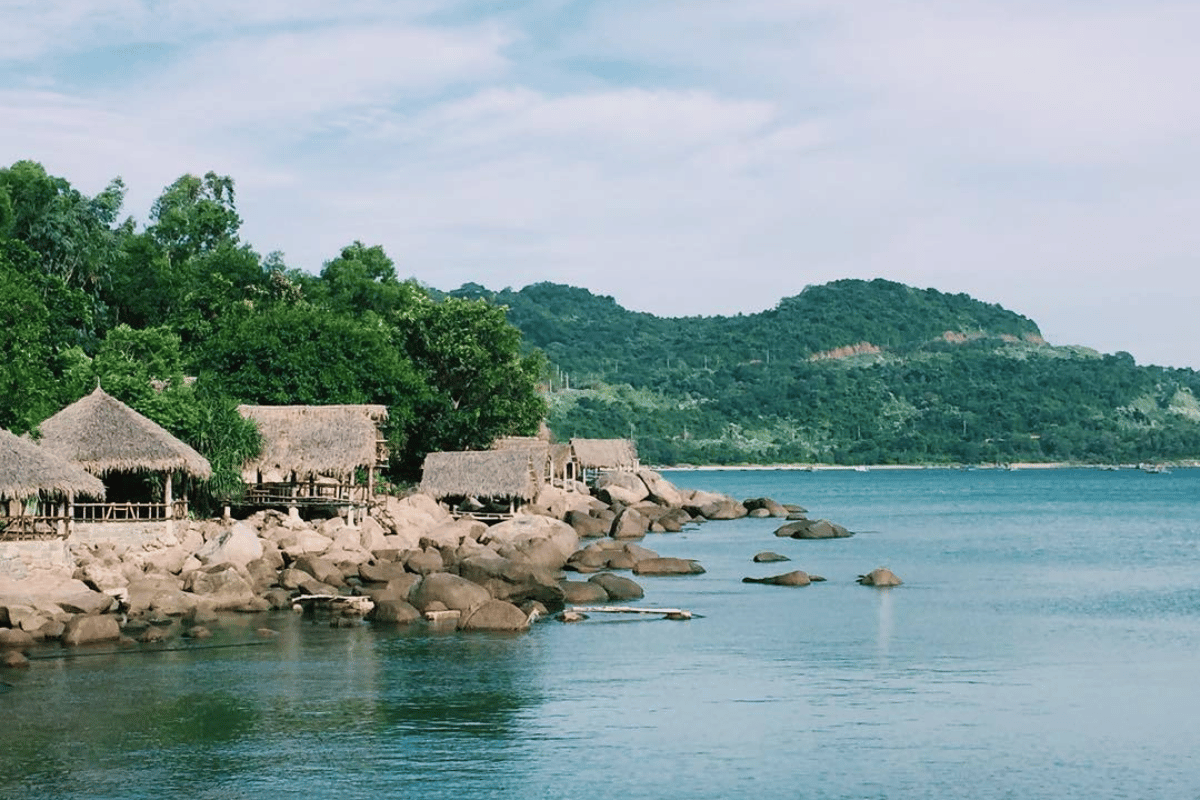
[{"xmin": 0, "ymin": 161, "xmax": 545, "ymax": 505}]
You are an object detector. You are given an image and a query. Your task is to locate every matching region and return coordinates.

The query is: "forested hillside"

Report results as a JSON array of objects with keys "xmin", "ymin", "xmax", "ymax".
[{"xmin": 455, "ymin": 282, "xmax": 1200, "ymax": 466}]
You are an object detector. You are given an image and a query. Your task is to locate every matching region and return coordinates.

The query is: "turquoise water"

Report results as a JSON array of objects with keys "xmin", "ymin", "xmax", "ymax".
[{"xmin": 3, "ymin": 468, "xmax": 1199, "ymax": 799}]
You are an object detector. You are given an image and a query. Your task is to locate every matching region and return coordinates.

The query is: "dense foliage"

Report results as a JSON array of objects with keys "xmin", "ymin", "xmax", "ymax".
[
  {"xmin": 0, "ymin": 160, "xmax": 546, "ymax": 505},
  {"xmin": 457, "ymin": 282, "xmax": 1200, "ymax": 466}
]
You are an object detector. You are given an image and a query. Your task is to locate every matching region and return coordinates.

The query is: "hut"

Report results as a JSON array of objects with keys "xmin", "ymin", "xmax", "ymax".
[
  {"xmin": 568, "ymin": 438, "xmax": 640, "ymax": 484},
  {"xmin": 236, "ymin": 404, "xmax": 388, "ymax": 523},
  {"xmin": 420, "ymin": 449, "xmax": 547, "ymax": 519},
  {"xmin": 492, "ymin": 435, "xmax": 577, "ymax": 490},
  {"xmin": 36, "ymin": 387, "xmax": 211, "ymax": 534},
  {"xmin": 0, "ymin": 428, "xmax": 106, "ymax": 540}
]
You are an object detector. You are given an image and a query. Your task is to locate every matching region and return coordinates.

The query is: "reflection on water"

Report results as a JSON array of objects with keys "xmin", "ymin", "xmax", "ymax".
[{"xmin": 2, "ymin": 469, "xmax": 1200, "ymax": 799}]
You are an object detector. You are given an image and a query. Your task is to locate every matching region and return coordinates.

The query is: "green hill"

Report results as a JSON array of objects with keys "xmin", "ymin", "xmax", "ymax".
[{"xmin": 453, "ymin": 279, "xmax": 1200, "ymax": 466}]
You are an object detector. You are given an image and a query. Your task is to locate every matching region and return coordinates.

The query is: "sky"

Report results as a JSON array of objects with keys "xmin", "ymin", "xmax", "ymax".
[{"xmin": 2, "ymin": 0, "xmax": 1199, "ymax": 368}]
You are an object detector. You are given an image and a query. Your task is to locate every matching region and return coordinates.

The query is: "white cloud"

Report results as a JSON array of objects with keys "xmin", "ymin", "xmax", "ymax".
[{"xmin": 3, "ymin": 1, "xmax": 1200, "ymax": 368}]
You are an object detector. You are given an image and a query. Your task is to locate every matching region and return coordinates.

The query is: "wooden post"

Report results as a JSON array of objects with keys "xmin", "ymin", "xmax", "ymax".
[{"xmin": 164, "ymin": 471, "xmax": 174, "ymax": 537}]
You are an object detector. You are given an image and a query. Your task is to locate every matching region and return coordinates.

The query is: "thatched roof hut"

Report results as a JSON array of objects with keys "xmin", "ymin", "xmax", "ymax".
[
  {"xmin": 420, "ymin": 449, "xmax": 544, "ymax": 502},
  {"xmin": 570, "ymin": 438, "xmax": 639, "ymax": 470},
  {"xmin": 237, "ymin": 404, "xmax": 388, "ymax": 481},
  {"xmin": 0, "ymin": 428, "xmax": 106, "ymax": 502},
  {"xmin": 37, "ymin": 387, "xmax": 211, "ymax": 478}
]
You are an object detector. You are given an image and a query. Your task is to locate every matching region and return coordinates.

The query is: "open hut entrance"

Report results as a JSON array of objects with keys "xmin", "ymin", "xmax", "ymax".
[{"xmin": 73, "ymin": 470, "xmax": 187, "ymax": 522}]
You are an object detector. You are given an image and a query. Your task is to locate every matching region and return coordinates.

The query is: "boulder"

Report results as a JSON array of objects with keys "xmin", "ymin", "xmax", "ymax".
[
  {"xmin": 858, "ymin": 567, "xmax": 903, "ymax": 587},
  {"xmin": 278, "ymin": 530, "xmax": 334, "ymax": 559},
  {"xmin": 62, "ymin": 614, "xmax": 121, "ymax": 646},
  {"xmin": 637, "ymin": 470, "xmax": 685, "ymax": 507},
  {"xmin": 610, "ymin": 507, "xmax": 650, "ymax": 539},
  {"xmin": 587, "ymin": 573, "xmax": 644, "ymax": 601},
  {"xmin": 559, "ymin": 579, "xmax": 610, "ymax": 604},
  {"xmin": 632, "ymin": 557, "xmax": 705, "ymax": 576},
  {"xmin": 77, "ymin": 559, "xmax": 129, "ymax": 595},
  {"xmin": 748, "ymin": 508, "xmax": 771, "ymax": 518},
  {"xmin": 368, "ymin": 599, "xmax": 421, "ymax": 624},
  {"xmin": 292, "ymin": 556, "xmax": 345, "ymax": 588},
  {"xmin": 195, "ymin": 522, "xmax": 263, "ymax": 568},
  {"xmin": 360, "ymin": 574, "xmax": 421, "ymax": 604},
  {"xmin": 3, "ymin": 650, "xmax": 29, "ymax": 668},
  {"xmin": 774, "ymin": 519, "xmax": 853, "ymax": 539},
  {"xmin": 565, "ymin": 510, "xmax": 610, "ymax": 538},
  {"xmin": 125, "ymin": 576, "xmax": 197, "ymax": 617},
  {"xmin": 656, "ymin": 508, "xmax": 692, "ymax": 532},
  {"xmin": 459, "ymin": 599, "xmax": 530, "ymax": 631},
  {"xmin": 410, "ymin": 573, "xmax": 491, "ymax": 613},
  {"xmin": 278, "ymin": 567, "xmax": 331, "ymax": 594},
  {"xmin": 482, "ymin": 516, "xmax": 579, "ymax": 569},
  {"xmin": 595, "ymin": 471, "xmax": 650, "ymax": 506},
  {"xmin": 743, "ymin": 497, "xmax": 790, "ymax": 517},
  {"xmin": 184, "ymin": 564, "xmax": 257, "ymax": 610},
  {"xmin": 139, "ymin": 545, "xmax": 191, "ymax": 575},
  {"xmin": 742, "ymin": 570, "xmax": 812, "ymax": 586},
  {"xmin": 358, "ymin": 561, "xmax": 411, "ymax": 585},
  {"xmin": 404, "ymin": 548, "xmax": 445, "ymax": 575},
  {"xmin": 565, "ymin": 546, "xmax": 610, "ymax": 572},
  {"xmin": 0, "ymin": 628, "xmax": 35, "ymax": 649},
  {"xmin": 753, "ymin": 551, "xmax": 791, "ymax": 563},
  {"xmin": 57, "ymin": 591, "xmax": 116, "ymax": 616}
]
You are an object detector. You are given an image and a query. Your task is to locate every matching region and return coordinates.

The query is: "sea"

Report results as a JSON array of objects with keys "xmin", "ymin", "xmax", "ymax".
[{"xmin": 2, "ymin": 467, "xmax": 1198, "ymax": 800}]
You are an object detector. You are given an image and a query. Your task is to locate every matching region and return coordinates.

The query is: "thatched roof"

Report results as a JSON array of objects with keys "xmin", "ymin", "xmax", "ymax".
[
  {"xmin": 237, "ymin": 405, "xmax": 388, "ymax": 480},
  {"xmin": 0, "ymin": 428, "xmax": 106, "ymax": 501},
  {"xmin": 570, "ymin": 438, "xmax": 639, "ymax": 469},
  {"xmin": 38, "ymin": 387, "xmax": 212, "ymax": 478},
  {"xmin": 420, "ymin": 449, "xmax": 544, "ymax": 501}
]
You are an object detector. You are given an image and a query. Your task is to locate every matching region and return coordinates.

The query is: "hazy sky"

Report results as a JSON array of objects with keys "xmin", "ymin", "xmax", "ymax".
[{"xmin": 3, "ymin": 1, "xmax": 1198, "ymax": 367}]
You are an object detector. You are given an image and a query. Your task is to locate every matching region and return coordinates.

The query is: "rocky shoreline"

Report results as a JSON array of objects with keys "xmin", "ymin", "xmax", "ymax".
[{"xmin": 1, "ymin": 469, "xmax": 877, "ymax": 667}]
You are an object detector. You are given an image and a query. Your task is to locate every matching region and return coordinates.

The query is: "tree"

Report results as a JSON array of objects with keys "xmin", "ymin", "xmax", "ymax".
[
  {"xmin": 316, "ymin": 241, "xmax": 424, "ymax": 318},
  {"xmin": 401, "ymin": 296, "xmax": 547, "ymax": 472},
  {"xmin": 0, "ymin": 244, "xmax": 56, "ymax": 432}
]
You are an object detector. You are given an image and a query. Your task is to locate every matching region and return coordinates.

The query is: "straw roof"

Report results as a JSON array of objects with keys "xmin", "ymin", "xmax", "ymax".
[
  {"xmin": 570, "ymin": 438, "xmax": 639, "ymax": 469},
  {"xmin": 420, "ymin": 449, "xmax": 544, "ymax": 501},
  {"xmin": 237, "ymin": 405, "xmax": 388, "ymax": 480},
  {"xmin": 38, "ymin": 387, "xmax": 212, "ymax": 478},
  {"xmin": 0, "ymin": 428, "xmax": 106, "ymax": 501}
]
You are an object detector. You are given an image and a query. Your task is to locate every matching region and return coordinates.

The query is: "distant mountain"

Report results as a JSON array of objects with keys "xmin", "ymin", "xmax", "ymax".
[{"xmin": 453, "ymin": 279, "xmax": 1200, "ymax": 466}]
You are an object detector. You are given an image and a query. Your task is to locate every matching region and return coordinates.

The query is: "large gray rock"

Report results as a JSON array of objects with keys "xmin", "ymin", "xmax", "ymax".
[
  {"xmin": 459, "ymin": 599, "xmax": 530, "ymax": 631},
  {"xmin": 637, "ymin": 470, "xmax": 685, "ymax": 507},
  {"xmin": 775, "ymin": 519, "xmax": 853, "ymax": 539},
  {"xmin": 195, "ymin": 522, "xmax": 263, "ymax": 568},
  {"xmin": 358, "ymin": 561, "xmax": 411, "ymax": 585},
  {"xmin": 292, "ymin": 556, "xmax": 345, "ymax": 587},
  {"xmin": 742, "ymin": 570, "xmax": 812, "ymax": 586},
  {"xmin": 610, "ymin": 507, "xmax": 650, "ymax": 539},
  {"xmin": 369, "ymin": 599, "xmax": 421, "ymax": 624},
  {"xmin": 595, "ymin": 472, "xmax": 650, "ymax": 505},
  {"xmin": 184, "ymin": 564, "xmax": 257, "ymax": 610},
  {"xmin": 62, "ymin": 614, "xmax": 121, "ymax": 646},
  {"xmin": 126, "ymin": 576, "xmax": 199, "ymax": 617},
  {"xmin": 404, "ymin": 548, "xmax": 445, "ymax": 575},
  {"xmin": 565, "ymin": 510, "xmax": 610, "ymax": 538},
  {"xmin": 753, "ymin": 551, "xmax": 791, "ymax": 563},
  {"xmin": 858, "ymin": 567, "xmax": 903, "ymax": 587},
  {"xmin": 587, "ymin": 573, "xmax": 644, "ymax": 601},
  {"xmin": 0, "ymin": 628, "xmax": 35, "ymax": 649},
  {"xmin": 559, "ymin": 579, "xmax": 610, "ymax": 604},
  {"xmin": 632, "ymin": 557, "xmax": 706, "ymax": 576},
  {"xmin": 410, "ymin": 573, "xmax": 491, "ymax": 613},
  {"xmin": 482, "ymin": 516, "xmax": 579, "ymax": 570},
  {"xmin": 743, "ymin": 497, "xmax": 791, "ymax": 517},
  {"xmin": 57, "ymin": 591, "xmax": 116, "ymax": 616}
]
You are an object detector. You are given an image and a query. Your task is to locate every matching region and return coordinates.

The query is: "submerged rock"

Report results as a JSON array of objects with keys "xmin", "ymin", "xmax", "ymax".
[{"xmin": 857, "ymin": 567, "xmax": 903, "ymax": 587}]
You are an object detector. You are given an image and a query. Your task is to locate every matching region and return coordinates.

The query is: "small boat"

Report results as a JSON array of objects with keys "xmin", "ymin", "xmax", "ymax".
[{"xmin": 1140, "ymin": 464, "xmax": 1170, "ymax": 474}]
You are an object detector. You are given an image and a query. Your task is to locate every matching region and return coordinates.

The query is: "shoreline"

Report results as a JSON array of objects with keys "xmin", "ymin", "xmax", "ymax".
[{"xmin": 658, "ymin": 461, "xmax": 1197, "ymax": 472}]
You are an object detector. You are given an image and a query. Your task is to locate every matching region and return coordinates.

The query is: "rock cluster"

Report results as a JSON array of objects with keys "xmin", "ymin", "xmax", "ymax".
[{"xmin": 0, "ymin": 467, "xmax": 895, "ymax": 663}]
